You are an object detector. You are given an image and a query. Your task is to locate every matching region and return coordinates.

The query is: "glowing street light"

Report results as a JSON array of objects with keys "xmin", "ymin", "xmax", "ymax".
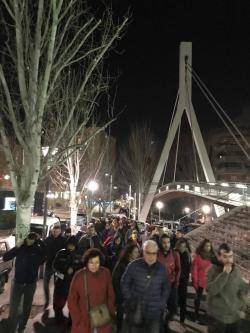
[
  {"xmin": 87, "ymin": 180, "xmax": 99, "ymax": 193},
  {"xmin": 202, "ymin": 205, "xmax": 211, "ymax": 215},
  {"xmin": 156, "ymin": 201, "xmax": 164, "ymax": 221},
  {"xmin": 184, "ymin": 207, "xmax": 190, "ymax": 214}
]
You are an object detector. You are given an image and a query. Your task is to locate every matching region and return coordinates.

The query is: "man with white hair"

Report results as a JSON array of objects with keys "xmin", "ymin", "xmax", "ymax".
[{"xmin": 121, "ymin": 240, "xmax": 170, "ymax": 333}]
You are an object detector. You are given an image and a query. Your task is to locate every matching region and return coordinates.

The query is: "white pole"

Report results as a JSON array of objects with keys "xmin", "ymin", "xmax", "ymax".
[
  {"xmin": 138, "ymin": 192, "xmax": 141, "ymax": 220},
  {"xmin": 133, "ymin": 192, "xmax": 136, "ymax": 220}
]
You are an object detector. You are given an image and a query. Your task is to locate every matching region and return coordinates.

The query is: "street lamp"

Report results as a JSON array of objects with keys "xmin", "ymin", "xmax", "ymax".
[
  {"xmin": 202, "ymin": 205, "xmax": 210, "ymax": 215},
  {"xmin": 87, "ymin": 180, "xmax": 99, "ymax": 193},
  {"xmin": 156, "ymin": 201, "xmax": 164, "ymax": 222},
  {"xmin": 184, "ymin": 207, "xmax": 190, "ymax": 214}
]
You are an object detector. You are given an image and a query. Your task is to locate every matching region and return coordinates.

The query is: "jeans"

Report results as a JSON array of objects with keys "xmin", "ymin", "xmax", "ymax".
[
  {"xmin": 122, "ymin": 319, "xmax": 160, "ymax": 333},
  {"xmin": 208, "ymin": 317, "xmax": 240, "ymax": 333},
  {"xmin": 8, "ymin": 280, "xmax": 37, "ymax": 333},
  {"xmin": 194, "ymin": 286, "xmax": 204, "ymax": 317},
  {"xmin": 178, "ymin": 281, "xmax": 188, "ymax": 323},
  {"xmin": 43, "ymin": 265, "xmax": 54, "ymax": 304},
  {"xmin": 167, "ymin": 283, "xmax": 178, "ymax": 319}
]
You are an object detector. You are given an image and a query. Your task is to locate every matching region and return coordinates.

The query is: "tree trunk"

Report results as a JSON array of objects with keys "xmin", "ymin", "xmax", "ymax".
[
  {"xmin": 15, "ymin": 203, "xmax": 32, "ymax": 242},
  {"xmin": 70, "ymin": 186, "xmax": 78, "ymax": 227}
]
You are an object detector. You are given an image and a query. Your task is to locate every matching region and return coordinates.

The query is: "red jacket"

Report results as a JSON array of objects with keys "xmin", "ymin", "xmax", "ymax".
[
  {"xmin": 191, "ymin": 254, "xmax": 212, "ymax": 290},
  {"xmin": 68, "ymin": 267, "xmax": 116, "ymax": 333},
  {"xmin": 158, "ymin": 249, "xmax": 181, "ymax": 285}
]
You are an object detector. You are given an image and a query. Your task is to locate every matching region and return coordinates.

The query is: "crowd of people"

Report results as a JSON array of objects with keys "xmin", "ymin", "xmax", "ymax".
[{"xmin": 2, "ymin": 215, "xmax": 248, "ymax": 333}]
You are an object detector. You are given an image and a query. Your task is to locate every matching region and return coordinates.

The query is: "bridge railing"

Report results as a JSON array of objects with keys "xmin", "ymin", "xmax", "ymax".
[{"xmin": 158, "ymin": 181, "xmax": 250, "ymax": 206}]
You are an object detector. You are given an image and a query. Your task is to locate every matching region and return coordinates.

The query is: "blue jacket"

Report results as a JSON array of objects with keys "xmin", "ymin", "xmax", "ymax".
[{"xmin": 121, "ymin": 258, "xmax": 170, "ymax": 320}]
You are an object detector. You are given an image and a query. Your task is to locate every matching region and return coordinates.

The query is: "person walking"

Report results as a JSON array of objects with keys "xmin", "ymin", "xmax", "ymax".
[
  {"xmin": 3, "ymin": 232, "xmax": 45, "ymax": 333},
  {"xmin": 68, "ymin": 248, "xmax": 116, "ymax": 333},
  {"xmin": 191, "ymin": 239, "xmax": 215, "ymax": 322},
  {"xmin": 78, "ymin": 224, "xmax": 102, "ymax": 256},
  {"xmin": 52, "ymin": 236, "xmax": 83, "ymax": 325},
  {"xmin": 112, "ymin": 244, "xmax": 140, "ymax": 331},
  {"xmin": 121, "ymin": 240, "xmax": 170, "ymax": 333},
  {"xmin": 175, "ymin": 238, "xmax": 192, "ymax": 333},
  {"xmin": 206, "ymin": 243, "xmax": 248, "ymax": 333},
  {"xmin": 158, "ymin": 233, "xmax": 181, "ymax": 329},
  {"xmin": 44, "ymin": 224, "xmax": 65, "ymax": 309}
]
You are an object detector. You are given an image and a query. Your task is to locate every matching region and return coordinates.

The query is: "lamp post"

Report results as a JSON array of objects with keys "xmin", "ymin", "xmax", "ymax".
[
  {"xmin": 105, "ymin": 173, "xmax": 113, "ymax": 214},
  {"xmin": 87, "ymin": 180, "xmax": 99, "ymax": 221},
  {"xmin": 202, "ymin": 204, "xmax": 211, "ymax": 223},
  {"xmin": 156, "ymin": 201, "xmax": 164, "ymax": 222}
]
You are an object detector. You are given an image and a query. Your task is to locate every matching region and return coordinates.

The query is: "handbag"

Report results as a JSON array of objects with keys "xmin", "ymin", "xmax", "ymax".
[
  {"xmin": 84, "ymin": 270, "xmax": 112, "ymax": 328},
  {"xmin": 126, "ymin": 271, "xmax": 154, "ymax": 326}
]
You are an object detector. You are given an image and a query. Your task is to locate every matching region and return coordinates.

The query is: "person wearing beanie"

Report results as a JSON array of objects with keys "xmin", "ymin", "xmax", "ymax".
[{"xmin": 52, "ymin": 236, "xmax": 83, "ymax": 325}]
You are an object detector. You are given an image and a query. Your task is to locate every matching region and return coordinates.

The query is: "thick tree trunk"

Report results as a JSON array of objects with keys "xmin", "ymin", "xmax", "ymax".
[{"xmin": 15, "ymin": 203, "xmax": 32, "ymax": 242}]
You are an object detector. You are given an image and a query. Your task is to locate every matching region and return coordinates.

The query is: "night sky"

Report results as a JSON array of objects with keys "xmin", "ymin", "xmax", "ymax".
[{"xmin": 110, "ymin": 0, "xmax": 250, "ymax": 141}]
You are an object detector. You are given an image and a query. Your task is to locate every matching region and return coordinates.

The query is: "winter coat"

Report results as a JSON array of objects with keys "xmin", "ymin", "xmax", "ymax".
[
  {"xmin": 44, "ymin": 235, "xmax": 66, "ymax": 269},
  {"xmin": 121, "ymin": 258, "xmax": 170, "ymax": 320},
  {"xmin": 102, "ymin": 229, "xmax": 113, "ymax": 243},
  {"xmin": 112, "ymin": 259, "xmax": 129, "ymax": 304},
  {"xmin": 191, "ymin": 254, "xmax": 212, "ymax": 290},
  {"xmin": 52, "ymin": 249, "xmax": 83, "ymax": 297},
  {"xmin": 77, "ymin": 234, "xmax": 102, "ymax": 256},
  {"xmin": 178, "ymin": 250, "xmax": 192, "ymax": 284},
  {"xmin": 3, "ymin": 240, "xmax": 45, "ymax": 284},
  {"xmin": 68, "ymin": 266, "xmax": 116, "ymax": 333},
  {"xmin": 206, "ymin": 264, "xmax": 248, "ymax": 324},
  {"xmin": 158, "ymin": 249, "xmax": 181, "ymax": 286},
  {"xmin": 106, "ymin": 242, "xmax": 123, "ymax": 272}
]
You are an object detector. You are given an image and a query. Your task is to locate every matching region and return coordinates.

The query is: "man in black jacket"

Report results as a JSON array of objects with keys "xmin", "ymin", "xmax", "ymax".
[
  {"xmin": 52, "ymin": 236, "xmax": 83, "ymax": 324},
  {"xmin": 43, "ymin": 224, "xmax": 65, "ymax": 309},
  {"xmin": 121, "ymin": 240, "xmax": 170, "ymax": 333},
  {"xmin": 3, "ymin": 232, "xmax": 45, "ymax": 333}
]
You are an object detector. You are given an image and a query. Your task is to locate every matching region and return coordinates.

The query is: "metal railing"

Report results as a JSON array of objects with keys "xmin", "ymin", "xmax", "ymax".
[{"xmin": 157, "ymin": 181, "xmax": 250, "ymax": 207}]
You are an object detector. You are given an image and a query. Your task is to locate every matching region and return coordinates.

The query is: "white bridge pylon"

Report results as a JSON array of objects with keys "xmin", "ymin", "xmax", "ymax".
[{"xmin": 139, "ymin": 42, "xmax": 216, "ymax": 222}]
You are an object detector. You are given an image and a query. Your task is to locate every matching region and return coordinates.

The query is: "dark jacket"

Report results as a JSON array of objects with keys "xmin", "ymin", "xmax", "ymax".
[
  {"xmin": 77, "ymin": 234, "xmax": 102, "ymax": 256},
  {"xmin": 121, "ymin": 258, "xmax": 170, "ymax": 320},
  {"xmin": 112, "ymin": 258, "xmax": 129, "ymax": 304},
  {"xmin": 53, "ymin": 248, "xmax": 83, "ymax": 296},
  {"xmin": 179, "ymin": 250, "xmax": 192, "ymax": 283},
  {"xmin": 3, "ymin": 240, "xmax": 45, "ymax": 284},
  {"xmin": 44, "ymin": 235, "xmax": 65, "ymax": 269}
]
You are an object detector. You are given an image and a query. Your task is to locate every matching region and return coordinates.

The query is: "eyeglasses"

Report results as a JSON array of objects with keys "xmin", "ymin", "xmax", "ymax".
[{"xmin": 145, "ymin": 251, "xmax": 158, "ymax": 255}]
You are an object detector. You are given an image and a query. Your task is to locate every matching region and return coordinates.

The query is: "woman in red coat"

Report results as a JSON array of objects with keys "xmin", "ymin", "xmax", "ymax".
[
  {"xmin": 68, "ymin": 248, "xmax": 116, "ymax": 333},
  {"xmin": 191, "ymin": 239, "xmax": 215, "ymax": 322}
]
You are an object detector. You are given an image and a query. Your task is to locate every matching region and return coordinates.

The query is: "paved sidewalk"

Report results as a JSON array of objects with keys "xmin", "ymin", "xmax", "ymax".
[{"xmin": 0, "ymin": 279, "xmax": 208, "ymax": 333}]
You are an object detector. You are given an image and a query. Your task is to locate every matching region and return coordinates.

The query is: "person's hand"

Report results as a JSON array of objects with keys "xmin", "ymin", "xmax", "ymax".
[
  {"xmin": 67, "ymin": 267, "xmax": 73, "ymax": 275},
  {"xmin": 16, "ymin": 241, "xmax": 24, "ymax": 248},
  {"xmin": 223, "ymin": 264, "xmax": 232, "ymax": 274},
  {"xmin": 238, "ymin": 310, "xmax": 246, "ymax": 319}
]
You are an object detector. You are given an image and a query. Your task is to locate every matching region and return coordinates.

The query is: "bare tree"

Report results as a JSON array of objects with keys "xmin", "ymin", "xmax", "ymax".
[
  {"xmin": 51, "ymin": 125, "xmax": 116, "ymax": 225},
  {"xmin": 119, "ymin": 124, "xmax": 158, "ymax": 208},
  {"xmin": 0, "ymin": 0, "xmax": 128, "ymax": 240}
]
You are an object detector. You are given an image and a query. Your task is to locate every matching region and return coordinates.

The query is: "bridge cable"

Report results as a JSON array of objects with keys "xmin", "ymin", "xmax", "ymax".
[
  {"xmin": 187, "ymin": 63, "xmax": 250, "ymax": 149},
  {"xmin": 187, "ymin": 66, "xmax": 250, "ymax": 160},
  {"xmin": 161, "ymin": 91, "xmax": 179, "ymax": 186}
]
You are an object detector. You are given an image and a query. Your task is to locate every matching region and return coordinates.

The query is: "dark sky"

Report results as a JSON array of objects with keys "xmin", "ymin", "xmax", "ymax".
[{"xmin": 109, "ymin": 0, "xmax": 250, "ymax": 141}]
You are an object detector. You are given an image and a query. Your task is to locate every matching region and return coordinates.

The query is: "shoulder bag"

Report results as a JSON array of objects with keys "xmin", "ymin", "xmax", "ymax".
[{"xmin": 83, "ymin": 270, "xmax": 112, "ymax": 328}]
